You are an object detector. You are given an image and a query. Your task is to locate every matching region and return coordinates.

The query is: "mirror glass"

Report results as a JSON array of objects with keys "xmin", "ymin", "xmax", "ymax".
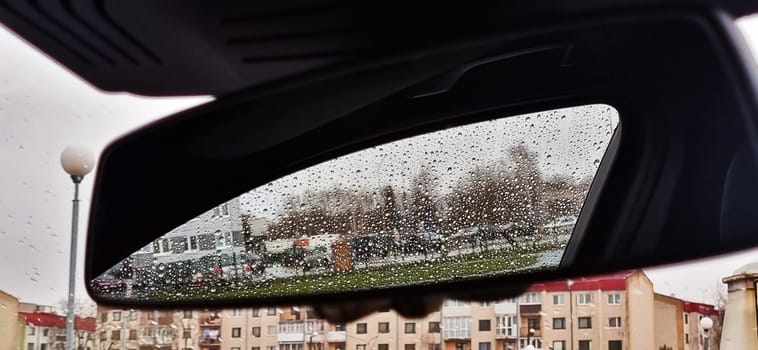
[{"xmin": 91, "ymin": 104, "xmax": 619, "ymax": 302}]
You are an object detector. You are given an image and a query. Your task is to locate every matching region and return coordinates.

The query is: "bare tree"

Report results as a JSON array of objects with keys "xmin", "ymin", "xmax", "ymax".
[{"xmin": 55, "ymin": 297, "xmax": 97, "ymax": 317}]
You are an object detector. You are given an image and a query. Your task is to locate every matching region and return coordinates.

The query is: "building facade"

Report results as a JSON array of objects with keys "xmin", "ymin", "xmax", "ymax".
[
  {"xmin": 0, "ymin": 290, "xmax": 23, "ymax": 350},
  {"xmin": 19, "ymin": 311, "xmax": 96, "ymax": 350},
  {"xmin": 88, "ymin": 269, "xmax": 719, "ymax": 350}
]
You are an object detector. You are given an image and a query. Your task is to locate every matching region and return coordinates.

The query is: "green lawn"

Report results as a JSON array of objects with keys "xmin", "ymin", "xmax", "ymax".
[{"xmin": 137, "ymin": 247, "xmax": 547, "ymax": 302}]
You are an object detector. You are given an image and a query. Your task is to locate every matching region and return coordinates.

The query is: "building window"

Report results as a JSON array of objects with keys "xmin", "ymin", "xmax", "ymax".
[
  {"xmin": 111, "ymin": 330, "xmax": 121, "ymax": 340},
  {"xmin": 147, "ymin": 311, "xmax": 156, "ymax": 320},
  {"xmin": 357, "ymin": 345, "xmax": 366, "ymax": 350},
  {"xmin": 253, "ymin": 308, "xmax": 260, "ymax": 317},
  {"xmin": 578, "ymin": 341, "xmax": 591, "ymax": 350},
  {"xmin": 183, "ymin": 310, "xmax": 192, "ymax": 319},
  {"xmin": 608, "ymin": 317, "xmax": 622, "ymax": 328},
  {"xmin": 443, "ymin": 317, "xmax": 472, "ymax": 339},
  {"xmin": 608, "ymin": 340, "xmax": 622, "ymax": 350},
  {"xmin": 478, "ymin": 343, "xmax": 490, "ymax": 350},
  {"xmin": 577, "ymin": 293, "xmax": 591, "ymax": 305},
  {"xmin": 222, "ymin": 203, "xmax": 230, "ymax": 216},
  {"xmin": 553, "ymin": 317, "xmax": 566, "ymax": 330},
  {"xmin": 552, "ymin": 341, "xmax": 566, "ymax": 350},
  {"xmin": 378, "ymin": 345, "xmax": 389, "ymax": 350},
  {"xmin": 184, "ymin": 328, "xmax": 192, "ymax": 339},
  {"xmin": 129, "ymin": 311, "xmax": 138, "ymax": 320},
  {"xmin": 100, "ymin": 312, "xmax": 108, "ymax": 322},
  {"xmin": 27, "ymin": 343, "xmax": 33, "ymax": 350},
  {"xmin": 684, "ymin": 314, "xmax": 689, "ymax": 324},
  {"xmin": 480, "ymin": 301, "xmax": 490, "ymax": 307},
  {"xmin": 428, "ymin": 322, "xmax": 440, "ymax": 333},
  {"xmin": 607, "ymin": 293, "xmax": 621, "ymax": 305},
  {"xmin": 405, "ymin": 345, "xmax": 415, "ymax": 350},
  {"xmin": 405, "ymin": 323, "xmax": 416, "ymax": 334},
  {"xmin": 335, "ymin": 324, "xmax": 346, "ymax": 331},
  {"xmin": 379, "ymin": 322, "xmax": 390, "ymax": 333},
  {"xmin": 113, "ymin": 311, "xmax": 122, "ymax": 321},
  {"xmin": 232, "ymin": 309, "xmax": 243, "ymax": 316},
  {"xmin": 578, "ymin": 317, "xmax": 592, "ymax": 329},
  {"xmin": 232, "ymin": 348, "xmax": 241, "ymax": 350},
  {"xmin": 356, "ymin": 323, "xmax": 367, "ymax": 334},
  {"xmin": 266, "ymin": 347, "xmax": 276, "ymax": 350},
  {"xmin": 252, "ymin": 327, "xmax": 261, "ymax": 337},
  {"xmin": 455, "ymin": 344, "xmax": 466, "ymax": 350},
  {"xmin": 153, "ymin": 238, "xmax": 171, "ymax": 254},
  {"xmin": 528, "ymin": 318, "xmax": 540, "ymax": 330},
  {"xmin": 428, "ymin": 345, "xmax": 441, "ymax": 350},
  {"xmin": 42, "ymin": 328, "xmax": 48, "ymax": 336},
  {"xmin": 553, "ymin": 294, "xmax": 565, "ymax": 305},
  {"xmin": 268, "ymin": 325, "xmax": 277, "ymax": 336},
  {"xmin": 232, "ymin": 328, "xmax": 242, "ymax": 337},
  {"xmin": 521, "ymin": 292, "xmax": 541, "ymax": 304},
  {"xmin": 478, "ymin": 320, "xmax": 491, "ymax": 331},
  {"xmin": 27, "ymin": 327, "xmax": 35, "ymax": 335},
  {"xmin": 213, "ymin": 207, "xmax": 221, "ymax": 217},
  {"xmin": 99, "ymin": 331, "xmax": 106, "ymax": 340},
  {"xmin": 188, "ymin": 236, "xmax": 198, "ymax": 250},
  {"xmin": 445, "ymin": 300, "xmax": 468, "ymax": 307},
  {"xmin": 129, "ymin": 330, "xmax": 137, "ymax": 340},
  {"xmin": 253, "ymin": 347, "xmax": 261, "ymax": 350},
  {"xmin": 267, "ymin": 307, "xmax": 277, "ymax": 315},
  {"xmin": 496, "ymin": 316, "xmax": 516, "ymax": 337},
  {"xmin": 215, "ymin": 231, "xmax": 233, "ymax": 248}
]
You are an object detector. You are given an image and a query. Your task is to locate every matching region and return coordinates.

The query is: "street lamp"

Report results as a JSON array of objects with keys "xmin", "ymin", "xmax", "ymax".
[
  {"xmin": 309, "ymin": 331, "xmax": 319, "ymax": 350},
  {"xmin": 61, "ymin": 146, "xmax": 95, "ymax": 350},
  {"xmin": 700, "ymin": 316, "xmax": 713, "ymax": 350},
  {"xmin": 567, "ymin": 279, "xmax": 574, "ymax": 350}
]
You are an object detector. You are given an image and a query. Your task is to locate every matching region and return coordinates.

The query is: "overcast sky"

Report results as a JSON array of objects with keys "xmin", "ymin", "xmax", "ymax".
[{"xmin": 2, "ymin": 15, "xmax": 758, "ymax": 308}]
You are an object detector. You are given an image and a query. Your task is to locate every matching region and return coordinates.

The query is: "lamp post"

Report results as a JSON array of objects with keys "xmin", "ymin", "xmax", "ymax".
[
  {"xmin": 700, "ymin": 316, "xmax": 713, "ymax": 350},
  {"xmin": 61, "ymin": 146, "xmax": 95, "ymax": 350},
  {"xmin": 309, "ymin": 331, "xmax": 319, "ymax": 350},
  {"xmin": 567, "ymin": 279, "xmax": 574, "ymax": 350},
  {"xmin": 526, "ymin": 328, "xmax": 535, "ymax": 349}
]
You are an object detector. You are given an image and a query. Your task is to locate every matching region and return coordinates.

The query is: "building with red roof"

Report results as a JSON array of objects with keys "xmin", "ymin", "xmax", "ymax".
[{"xmin": 19, "ymin": 311, "xmax": 96, "ymax": 350}]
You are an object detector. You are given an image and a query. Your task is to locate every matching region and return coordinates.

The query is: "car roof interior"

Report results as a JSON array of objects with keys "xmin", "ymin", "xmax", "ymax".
[{"xmin": 4, "ymin": 0, "xmax": 758, "ymax": 315}]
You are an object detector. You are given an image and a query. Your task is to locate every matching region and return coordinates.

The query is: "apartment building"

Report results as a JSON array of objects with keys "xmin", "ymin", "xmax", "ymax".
[
  {"xmin": 441, "ymin": 300, "xmax": 515, "ymax": 350},
  {"xmin": 347, "ymin": 309, "xmax": 441, "ymax": 350},
  {"xmin": 0, "ymin": 290, "xmax": 23, "ymax": 350},
  {"xmin": 682, "ymin": 301, "xmax": 719, "ymax": 350},
  {"xmin": 217, "ymin": 307, "xmax": 279, "ymax": 350},
  {"xmin": 19, "ymin": 311, "xmax": 96, "ymax": 350},
  {"xmin": 97, "ymin": 307, "xmax": 180, "ymax": 350}
]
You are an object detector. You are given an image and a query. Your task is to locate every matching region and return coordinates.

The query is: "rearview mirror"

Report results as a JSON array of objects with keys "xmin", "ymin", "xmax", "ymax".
[{"xmin": 89, "ymin": 104, "xmax": 619, "ymax": 304}]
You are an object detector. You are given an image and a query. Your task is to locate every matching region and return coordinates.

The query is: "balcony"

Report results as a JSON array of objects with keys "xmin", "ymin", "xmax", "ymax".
[
  {"xmin": 442, "ymin": 329, "xmax": 471, "ymax": 340},
  {"xmin": 519, "ymin": 327, "xmax": 542, "ymax": 338},
  {"xmin": 199, "ymin": 338, "xmax": 222, "ymax": 347},
  {"xmin": 495, "ymin": 327, "xmax": 517, "ymax": 339},
  {"xmin": 278, "ymin": 320, "xmax": 326, "ymax": 343},
  {"xmin": 326, "ymin": 331, "xmax": 346, "ymax": 342},
  {"xmin": 493, "ymin": 302, "xmax": 517, "ymax": 315},
  {"xmin": 519, "ymin": 304, "xmax": 541, "ymax": 315}
]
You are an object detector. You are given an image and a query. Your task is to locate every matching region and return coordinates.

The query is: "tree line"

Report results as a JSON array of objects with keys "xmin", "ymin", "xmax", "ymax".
[{"xmin": 259, "ymin": 145, "xmax": 590, "ymax": 239}]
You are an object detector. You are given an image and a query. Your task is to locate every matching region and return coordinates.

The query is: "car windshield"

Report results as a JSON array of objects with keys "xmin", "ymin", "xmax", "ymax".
[{"xmin": 4, "ymin": 13, "xmax": 758, "ymax": 350}]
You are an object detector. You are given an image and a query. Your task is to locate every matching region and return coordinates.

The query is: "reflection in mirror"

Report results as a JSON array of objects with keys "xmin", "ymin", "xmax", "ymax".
[{"xmin": 91, "ymin": 104, "xmax": 619, "ymax": 302}]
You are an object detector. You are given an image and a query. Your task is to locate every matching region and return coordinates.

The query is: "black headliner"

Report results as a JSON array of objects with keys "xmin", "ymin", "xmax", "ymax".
[{"xmin": 0, "ymin": 0, "xmax": 756, "ymax": 96}]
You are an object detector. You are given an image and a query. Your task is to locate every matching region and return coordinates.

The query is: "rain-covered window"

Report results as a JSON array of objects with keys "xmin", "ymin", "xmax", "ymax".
[{"xmin": 92, "ymin": 104, "xmax": 620, "ymax": 302}]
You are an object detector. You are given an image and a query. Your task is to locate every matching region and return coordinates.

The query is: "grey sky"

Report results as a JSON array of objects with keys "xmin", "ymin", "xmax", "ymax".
[{"xmin": 2, "ymin": 15, "xmax": 758, "ymax": 308}]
